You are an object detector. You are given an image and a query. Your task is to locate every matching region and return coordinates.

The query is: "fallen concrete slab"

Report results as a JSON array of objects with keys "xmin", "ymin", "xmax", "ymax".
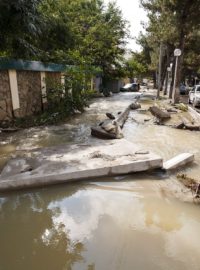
[
  {"xmin": 0, "ymin": 139, "xmax": 163, "ymax": 191},
  {"xmin": 163, "ymin": 153, "xmax": 194, "ymax": 171}
]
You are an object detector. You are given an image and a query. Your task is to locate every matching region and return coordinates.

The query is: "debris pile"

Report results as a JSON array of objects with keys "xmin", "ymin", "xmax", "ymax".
[
  {"xmin": 149, "ymin": 103, "xmax": 200, "ymax": 131},
  {"xmin": 177, "ymin": 173, "xmax": 200, "ymax": 199},
  {"xmin": 91, "ymin": 102, "xmax": 141, "ymax": 139}
]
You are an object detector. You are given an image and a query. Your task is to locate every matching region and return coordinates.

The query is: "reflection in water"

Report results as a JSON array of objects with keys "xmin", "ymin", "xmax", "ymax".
[
  {"xmin": 0, "ymin": 181, "xmax": 200, "ymax": 270},
  {"xmin": 0, "ymin": 186, "xmax": 85, "ymax": 270}
]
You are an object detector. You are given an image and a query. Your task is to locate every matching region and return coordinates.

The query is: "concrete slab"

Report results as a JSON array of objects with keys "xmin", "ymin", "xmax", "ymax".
[
  {"xmin": 0, "ymin": 139, "xmax": 163, "ymax": 191},
  {"xmin": 163, "ymin": 153, "xmax": 194, "ymax": 171}
]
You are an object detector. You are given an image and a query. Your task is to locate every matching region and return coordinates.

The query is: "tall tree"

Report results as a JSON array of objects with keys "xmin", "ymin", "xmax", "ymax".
[
  {"xmin": 140, "ymin": 0, "xmax": 200, "ymax": 102},
  {"xmin": 0, "ymin": 0, "xmax": 43, "ymax": 58}
]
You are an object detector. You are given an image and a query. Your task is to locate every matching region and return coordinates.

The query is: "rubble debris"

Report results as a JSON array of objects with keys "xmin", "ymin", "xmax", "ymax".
[
  {"xmin": 175, "ymin": 103, "xmax": 188, "ymax": 112},
  {"xmin": 91, "ymin": 102, "xmax": 140, "ymax": 140},
  {"xmin": 175, "ymin": 121, "xmax": 185, "ymax": 129},
  {"xmin": 91, "ymin": 126, "xmax": 117, "ymax": 139},
  {"xmin": 177, "ymin": 173, "xmax": 200, "ymax": 199},
  {"xmin": 163, "ymin": 153, "xmax": 194, "ymax": 170},
  {"xmin": 184, "ymin": 124, "xmax": 200, "ymax": 131},
  {"xmin": 106, "ymin": 113, "xmax": 115, "ymax": 120},
  {"xmin": 0, "ymin": 140, "xmax": 163, "ymax": 191}
]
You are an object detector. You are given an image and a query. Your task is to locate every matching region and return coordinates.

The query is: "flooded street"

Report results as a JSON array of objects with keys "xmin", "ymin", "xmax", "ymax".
[{"xmin": 0, "ymin": 92, "xmax": 200, "ymax": 270}]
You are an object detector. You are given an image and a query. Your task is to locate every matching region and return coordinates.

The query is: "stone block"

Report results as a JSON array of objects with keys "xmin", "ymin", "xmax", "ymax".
[
  {"xmin": 163, "ymin": 153, "xmax": 194, "ymax": 170},
  {"xmin": 0, "ymin": 139, "xmax": 163, "ymax": 191}
]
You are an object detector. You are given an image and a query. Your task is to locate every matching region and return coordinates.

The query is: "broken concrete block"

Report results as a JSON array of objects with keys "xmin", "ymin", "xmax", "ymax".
[
  {"xmin": 0, "ymin": 140, "xmax": 163, "ymax": 191},
  {"xmin": 163, "ymin": 153, "xmax": 194, "ymax": 170}
]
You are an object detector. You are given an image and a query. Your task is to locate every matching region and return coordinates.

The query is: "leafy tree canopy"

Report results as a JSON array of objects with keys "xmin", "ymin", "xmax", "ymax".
[{"xmin": 0, "ymin": 0, "xmax": 129, "ymax": 81}]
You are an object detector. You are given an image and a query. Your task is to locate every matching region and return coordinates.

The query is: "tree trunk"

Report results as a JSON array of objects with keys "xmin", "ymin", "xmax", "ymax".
[
  {"xmin": 149, "ymin": 106, "xmax": 171, "ymax": 121},
  {"xmin": 157, "ymin": 43, "xmax": 163, "ymax": 98},
  {"xmin": 174, "ymin": 6, "xmax": 190, "ymax": 103},
  {"xmin": 164, "ymin": 71, "xmax": 169, "ymax": 95},
  {"xmin": 91, "ymin": 103, "xmax": 137, "ymax": 139}
]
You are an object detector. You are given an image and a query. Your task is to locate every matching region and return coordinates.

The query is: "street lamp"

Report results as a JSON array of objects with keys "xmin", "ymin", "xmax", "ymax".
[{"xmin": 173, "ymin": 48, "xmax": 182, "ymax": 103}]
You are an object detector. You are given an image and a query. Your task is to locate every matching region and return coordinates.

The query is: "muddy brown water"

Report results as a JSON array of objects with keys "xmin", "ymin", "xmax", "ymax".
[{"xmin": 0, "ymin": 92, "xmax": 200, "ymax": 270}]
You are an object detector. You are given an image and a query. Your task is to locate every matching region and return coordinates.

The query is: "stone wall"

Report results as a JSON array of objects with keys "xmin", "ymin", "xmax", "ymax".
[
  {"xmin": 0, "ymin": 69, "xmax": 63, "ymax": 124},
  {"xmin": 15, "ymin": 71, "xmax": 42, "ymax": 117},
  {"xmin": 0, "ymin": 71, "xmax": 13, "ymax": 121}
]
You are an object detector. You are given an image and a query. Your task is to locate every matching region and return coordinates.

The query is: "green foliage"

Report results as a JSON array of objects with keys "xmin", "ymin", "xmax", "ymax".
[
  {"xmin": 0, "ymin": 0, "xmax": 43, "ymax": 58},
  {"xmin": 125, "ymin": 51, "xmax": 149, "ymax": 79},
  {"xmin": 0, "ymin": 0, "xmax": 129, "ymax": 81},
  {"xmin": 140, "ymin": 0, "xmax": 200, "ymax": 78},
  {"xmin": 0, "ymin": 0, "xmax": 130, "ymax": 126}
]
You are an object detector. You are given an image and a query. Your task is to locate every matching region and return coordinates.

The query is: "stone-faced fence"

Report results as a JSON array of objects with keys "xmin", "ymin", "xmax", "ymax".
[
  {"xmin": 0, "ymin": 59, "xmax": 103, "ymax": 125},
  {"xmin": 0, "ymin": 59, "xmax": 66, "ymax": 123}
]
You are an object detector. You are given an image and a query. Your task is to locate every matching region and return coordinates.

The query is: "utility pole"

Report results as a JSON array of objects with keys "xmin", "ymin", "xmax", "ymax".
[{"xmin": 172, "ymin": 48, "xmax": 182, "ymax": 104}]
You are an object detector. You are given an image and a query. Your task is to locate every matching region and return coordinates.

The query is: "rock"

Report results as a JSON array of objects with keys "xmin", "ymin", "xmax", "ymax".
[
  {"xmin": 184, "ymin": 124, "xmax": 200, "ymax": 131},
  {"xmin": 106, "ymin": 113, "xmax": 115, "ymax": 120},
  {"xmin": 114, "ymin": 121, "xmax": 124, "ymax": 139},
  {"xmin": 101, "ymin": 121, "xmax": 116, "ymax": 134},
  {"xmin": 175, "ymin": 122, "xmax": 185, "ymax": 129},
  {"xmin": 130, "ymin": 103, "xmax": 141, "ymax": 110},
  {"xmin": 91, "ymin": 127, "xmax": 117, "ymax": 139}
]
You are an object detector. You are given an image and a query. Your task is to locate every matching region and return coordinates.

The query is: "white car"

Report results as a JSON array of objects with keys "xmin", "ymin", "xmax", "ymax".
[{"xmin": 188, "ymin": 85, "xmax": 200, "ymax": 107}]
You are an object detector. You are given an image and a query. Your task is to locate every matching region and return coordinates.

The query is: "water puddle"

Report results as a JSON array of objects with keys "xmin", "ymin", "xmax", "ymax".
[{"xmin": 0, "ymin": 179, "xmax": 200, "ymax": 270}]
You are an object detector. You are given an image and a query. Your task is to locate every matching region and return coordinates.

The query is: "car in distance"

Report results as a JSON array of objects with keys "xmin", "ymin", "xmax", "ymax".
[
  {"xmin": 188, "ymin": 85, "xmax": 200, "ymax": 107},
  {"xmin": 120, "ymin": 83, "xmax": 139, "ymax": 92},
  {"xmin": 179, "ymin": 83, "xmax": 187, "ymax": 95}
]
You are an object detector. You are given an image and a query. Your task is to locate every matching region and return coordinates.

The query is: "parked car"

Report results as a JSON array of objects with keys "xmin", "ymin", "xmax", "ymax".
[
  {"xmin": 120, "ymin": 83, "xmax": 139, "ymax": 92},
  {"xmin": 179, "ymin": 83, "xmax": 187, "ymax": 95},
  {"xmin": 188, "ymin": 85, "xmax": 200, "ymax": 107}
]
